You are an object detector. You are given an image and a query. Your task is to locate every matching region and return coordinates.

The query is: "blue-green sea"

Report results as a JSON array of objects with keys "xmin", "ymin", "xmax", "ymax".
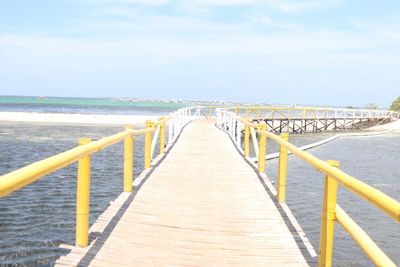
[{"xmin": 0, "ymin": 96, "xmax": 191, "ymax": 115}]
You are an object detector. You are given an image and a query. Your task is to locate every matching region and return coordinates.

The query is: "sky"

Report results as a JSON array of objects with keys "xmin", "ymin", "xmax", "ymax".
[{"xmin": 0, "ymin": 1, "xmax": 399, "ymax": 107}]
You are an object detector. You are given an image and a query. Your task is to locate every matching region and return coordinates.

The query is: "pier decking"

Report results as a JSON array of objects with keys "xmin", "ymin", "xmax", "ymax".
[{"xmin": 55, "ymin": 120, "xmax": 312, "ymax": 266}]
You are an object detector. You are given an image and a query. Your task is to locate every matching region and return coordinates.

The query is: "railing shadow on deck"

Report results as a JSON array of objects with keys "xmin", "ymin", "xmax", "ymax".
[
  {"xmin": 217, "ymin": 107, "xmax": 400, "ymax": 267},
  {"xmin": 75, "ymin": 116, "xmax": 196, "ymax": 267},
  {"xmin": 215, "ymin": 122, "xmax": 318, "ymax": 266},
  {"xmin": 0, "ymin": 106, "xmax": 202, "ymax": 248}
]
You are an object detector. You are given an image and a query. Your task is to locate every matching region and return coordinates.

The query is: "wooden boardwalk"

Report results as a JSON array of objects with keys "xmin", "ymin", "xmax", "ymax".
[{"xmin": 56, "ymin": 120, "xmax": 313, "ymax": 266}]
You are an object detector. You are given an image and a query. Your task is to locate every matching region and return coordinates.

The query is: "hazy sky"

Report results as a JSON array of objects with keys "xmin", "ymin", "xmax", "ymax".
[{"xmin": 0, "ymin": 1, "xmax": 399, "ymax": 107}]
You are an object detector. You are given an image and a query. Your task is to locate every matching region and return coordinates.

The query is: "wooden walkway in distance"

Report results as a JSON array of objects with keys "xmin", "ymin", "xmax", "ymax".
[{"xmin": 56, "ymin": 119, "xmax": 313, "ymax": 266}]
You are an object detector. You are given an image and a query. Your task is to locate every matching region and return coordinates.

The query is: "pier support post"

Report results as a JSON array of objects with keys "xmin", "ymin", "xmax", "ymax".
[
  {"xmin": 244, "ymin": 118, "xmax": 250, "ymax": 157},
  {"xmin": 76, "ymin": 138, "xmax": 91, "ymax": 247},
  {"xmin": 258, "ymin": 122, "xmax": 267, "ymax": 173},
  {"xmin": 277, "ymin": 133, "xmax": 289, "ymax": 202},
  {"xmin": 318, "ymin": 160, "xmax": 340, "ymax": 267},
  {"xmin": 159, "ymin": 117, "xmax": 166, "ymax": 155},
  {"xmin": 145, "ymin": 120, "xmax": 154, "ymax": 169},
  {"xmin": 124, "ymin": 127, "xmax": 133, "ymax": 192}
]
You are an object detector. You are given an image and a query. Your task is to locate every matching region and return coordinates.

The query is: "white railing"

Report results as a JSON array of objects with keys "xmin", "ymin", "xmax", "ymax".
[
  {"xmin": 216, "ymin": 108, "xmax": 250, "ymax": 155},
  {"xmin": 216, "ymin": 106, "xmax": 398, "ymax": 135},
  {"xmin": 216, "ymin": 106, "xmax": 398, "ymax": 162},
  {"xmin": 167, "ymin": 106, "xmax": 203, "ymax": 146},
  {"xmin": 219, "ymin": 106, "xmax": 399, "ymax": 121}
]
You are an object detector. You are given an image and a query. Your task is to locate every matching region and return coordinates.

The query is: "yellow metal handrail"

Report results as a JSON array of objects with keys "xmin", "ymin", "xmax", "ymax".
[
  {"xmin": 0, "ymin": 128, "xmax": 150, "ymax": 197},
  {"xmin": 220, "ymin": 109, "xmax": 399, "ymax": 266},
  {"xmin": 0, "ymin": 115, "xmax": 172, "ymax": 247},
  {"xmin": 335, "ymin": 205, "xmax": 395, "ymax": 266},
  {"xmin": 239, "ymin": 122, "xmax": 400, "ymax": 266},
  {"xmin": 258, "ymin": 128, "xmax": 400, "ymax": 222}
]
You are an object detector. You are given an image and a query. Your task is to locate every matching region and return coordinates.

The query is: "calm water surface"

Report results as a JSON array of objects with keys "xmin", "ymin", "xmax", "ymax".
[
  {"xmin": 0, "ymin": 96, "xmax": 189, "ymax": 115},
  {"xmin": 266, "ymin": 133, "xmax": 400, "ymax": 266},
  {"xmin": 0, "ymin": 122, "xmax": 146, "ymax": 266},
  {"xmin": 0, "ymin": 122, "xmax": 399, "ymax": 266}
]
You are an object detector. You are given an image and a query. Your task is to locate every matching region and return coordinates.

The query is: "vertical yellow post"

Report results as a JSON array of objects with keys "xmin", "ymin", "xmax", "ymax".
[
  {"xmin": 76, "ymin": 138, "xmax": 91, "ymax": 247},
  {"xmin": 159, "ymin": 117, "xmax": 166, "ymax": 155},
  {"xmin": 144, "ymin": 120, "xmax": 154, "ymax": 169},
  {"xmin": 244, "ymin": 118, "xmax": 250, "ymax": 157},
  {"xmin": 277, "ymin": 133, "xmax": 289, "ymax": 202},
  {"xmin": 124, "ymin": 127, "xmax": 133, "ymax": 192},
  {"xmin": 258, "ymin": 122, "xmax": 267, "ymax": 173},
  {"xmin": 318, "ymin": 160, "xmax": 340, "ymax": 267}
]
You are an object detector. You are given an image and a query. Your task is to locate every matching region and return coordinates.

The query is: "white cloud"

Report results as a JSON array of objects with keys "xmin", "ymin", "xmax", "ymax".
[
  {"xmin": 254, "ymin": 15, "xmax": 303, "ymax": 30},
  {"xmin": 86, "ymin": 0, "xmax": 170, "ymax": 6},
  {"xmin": 1, "ymin": 25, "xmax": 398, "ymax": 67},
  {"xmin": 262, "ymin": 0, "xmax": 341, "ymax": 13},
  {"xmin": 84, "ymin": 0, "xmax": 341, "ymax": 13}
]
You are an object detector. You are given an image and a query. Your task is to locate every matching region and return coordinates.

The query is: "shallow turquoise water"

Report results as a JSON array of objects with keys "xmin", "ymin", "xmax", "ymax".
[{"xmin": 0, "ymin": 96, "xmax": 189, "ymax": 115}]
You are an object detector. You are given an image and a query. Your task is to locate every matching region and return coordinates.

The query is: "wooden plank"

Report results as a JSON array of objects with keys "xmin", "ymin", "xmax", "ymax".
[{"xmin": 56, "ymin": 119, "xmax": 313, "ymax": 266}]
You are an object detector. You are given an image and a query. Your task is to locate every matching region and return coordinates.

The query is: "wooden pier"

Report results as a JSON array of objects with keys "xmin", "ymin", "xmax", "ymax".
[
  {"xmin": 260, "ymin": 117, "xmax": 392, "ymax": 134},
  {"xmin": 55, "ymin": 120, "xmax": 315, "ymax": 266},
  {"xmin": 217, "ymin": 106, "xmax": 398, "ymax": 134}
]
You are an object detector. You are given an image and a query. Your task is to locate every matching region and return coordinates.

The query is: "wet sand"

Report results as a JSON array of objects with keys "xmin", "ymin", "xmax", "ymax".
[{"xmin": 370, "ymin": 119, "xmax": 400, "ymax": 131}]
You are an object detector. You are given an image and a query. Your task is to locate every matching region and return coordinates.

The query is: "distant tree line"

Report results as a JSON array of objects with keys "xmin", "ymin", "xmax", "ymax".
[
  {"xmin": 390, "ymin": 97, "xmax": 400, "ymax": 111},
  {"xmin": 365, "ymin": 103, "xmax": 378, "ymax": 110},
  {"xmin": 345, "ymin": 99, "xmax": 399, "ymax": 111}
]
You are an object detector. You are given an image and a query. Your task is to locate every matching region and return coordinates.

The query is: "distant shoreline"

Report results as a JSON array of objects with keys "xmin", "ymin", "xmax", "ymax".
[{"xmin": 0, "ymin": 112, "xmax": 162, "ymax": 125}]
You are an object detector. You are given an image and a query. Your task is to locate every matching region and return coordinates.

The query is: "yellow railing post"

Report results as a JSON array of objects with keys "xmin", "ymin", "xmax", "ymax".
[
  {"xmin": 277, "ymin": 133, "xmax": 289, "ymax": 202},
  {"xmin": 244, "ymin": 118, "xmax": 250, "ymax": 157},
  {"xmin": 318, "ymin": 160, "xmax": 340, "ymax": 267},
  {"xmin": 124, "ymin": 127, "xmax": 133, "ymax": 192},
  {"xmin": 159, "ymin": 117, "xmax": 166, "ymax": 155},
  {"xmin": 144, "ymin": 120, "xmax": 154, "ymax": 169},
  {"xmin": 76, "ymin": 138, "xmax": 91, "ymax": 247},
  {"xmin": 258, "ymin": 122, "xmax": 267, "ymax": 173}
]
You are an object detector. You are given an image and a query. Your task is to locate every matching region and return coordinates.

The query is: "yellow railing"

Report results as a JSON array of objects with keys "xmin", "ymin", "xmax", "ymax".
[
  {"xmin": 219, "ymin": 110, "xmax": 399, "ymax": 267},
  {"xmin": 0, "ymin": 116, "xmax": 170, "ymax": 247}
]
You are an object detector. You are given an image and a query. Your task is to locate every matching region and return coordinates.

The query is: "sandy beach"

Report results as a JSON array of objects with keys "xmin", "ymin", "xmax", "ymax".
[
  {"xmin": 370, "ymin": 119, "xmax": 400, "ymax": 132},
  {"xmin": 0, "ymin": 112, "xmax": 161, "ymax": 125}
]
